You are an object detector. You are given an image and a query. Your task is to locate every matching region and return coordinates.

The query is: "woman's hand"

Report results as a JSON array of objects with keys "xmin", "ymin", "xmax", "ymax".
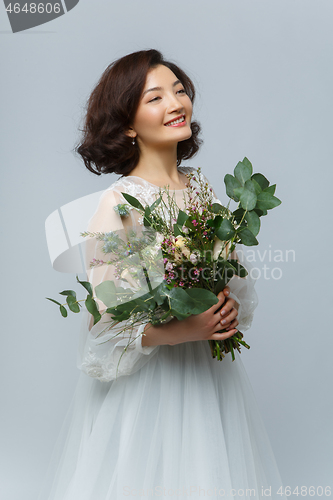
[
  {"xmin": 142, "ymin": 286, "xmax": 239, "ymax": 347},
  {"xmin": 220, "ymin": 286, "xmax": 240, "ymax": 332}
]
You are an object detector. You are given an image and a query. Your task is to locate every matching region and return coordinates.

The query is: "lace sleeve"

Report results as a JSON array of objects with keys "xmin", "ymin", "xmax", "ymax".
[{"xmin": 77, "ymin": 187, "xmax": 160, "ymax": 382}]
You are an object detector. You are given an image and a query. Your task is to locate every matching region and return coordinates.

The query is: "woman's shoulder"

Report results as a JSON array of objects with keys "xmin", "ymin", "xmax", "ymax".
[{"xmin": 102, "ymin": 174, "xmax": 162, "ymax": 208}]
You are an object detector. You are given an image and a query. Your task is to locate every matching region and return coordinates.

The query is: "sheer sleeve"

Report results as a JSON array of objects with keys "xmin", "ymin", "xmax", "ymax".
[
  {"xmin": 77, "ymin": 187, "xmax": 160, "ymax": 383},
  {"xmin": 199, "ymin": 170, "xmax": 259, "ymax": 331}
]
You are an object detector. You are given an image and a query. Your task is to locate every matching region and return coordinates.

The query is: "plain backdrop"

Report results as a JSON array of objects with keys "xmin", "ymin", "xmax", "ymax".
[{"xmin": 1, "ymin": 1, "xmax": 332, "ymax": 499}]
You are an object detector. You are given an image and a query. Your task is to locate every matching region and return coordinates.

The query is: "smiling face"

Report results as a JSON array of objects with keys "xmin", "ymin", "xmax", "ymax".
[{"xmin": 129, "ymin": 64, "xmax": 193, "ymax": 149}]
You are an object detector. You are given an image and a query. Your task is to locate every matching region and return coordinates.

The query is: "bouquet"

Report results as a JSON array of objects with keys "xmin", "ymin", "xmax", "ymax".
[{"xmin": 47, "ymin": 157, "xmax": 281, "ymax": 366}]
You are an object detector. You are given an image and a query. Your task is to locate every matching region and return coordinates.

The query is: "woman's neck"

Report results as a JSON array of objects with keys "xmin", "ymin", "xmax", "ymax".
[{"xmin": 128, "ymin": 145, "xmax": 186, "ymax": 189}]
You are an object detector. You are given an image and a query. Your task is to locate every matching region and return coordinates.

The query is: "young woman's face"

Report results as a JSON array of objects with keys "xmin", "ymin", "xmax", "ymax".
[{"xmin": 130, "ymin": 64, "xmax": 193, "ymax": 148}]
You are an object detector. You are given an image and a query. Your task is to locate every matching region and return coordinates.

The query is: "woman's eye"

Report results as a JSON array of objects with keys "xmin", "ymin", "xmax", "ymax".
[
  {"xmin": 177, "ymin": 88, "xmax": 186, "ymax": 94},
  {"xmin": 148, "ymin": 96, "xmax": 161, "ymax": 103}
]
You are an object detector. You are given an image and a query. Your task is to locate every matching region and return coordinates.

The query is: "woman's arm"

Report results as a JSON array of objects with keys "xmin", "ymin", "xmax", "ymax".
[{"xmin": 77, "ymin": 187, "xmax": 160, "ymax": 382}]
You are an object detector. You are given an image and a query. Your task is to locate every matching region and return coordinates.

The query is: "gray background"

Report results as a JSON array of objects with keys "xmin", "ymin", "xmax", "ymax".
[{"xmin": 1, "ymin": 1, "xmax": 332, "ymax": 499}]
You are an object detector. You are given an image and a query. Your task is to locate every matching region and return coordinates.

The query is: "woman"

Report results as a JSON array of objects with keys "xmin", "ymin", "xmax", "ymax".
[{"xmin": 41, "ymin": 49, "xmax": 285, "ymax": 499}]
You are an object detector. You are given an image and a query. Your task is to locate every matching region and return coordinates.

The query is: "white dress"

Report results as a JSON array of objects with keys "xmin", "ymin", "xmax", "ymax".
[{"xmin": 40, "ymin": 166, "xmax": 285, "ymax": 500}]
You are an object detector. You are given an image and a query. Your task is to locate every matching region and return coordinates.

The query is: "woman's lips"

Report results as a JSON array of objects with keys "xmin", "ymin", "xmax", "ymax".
[{"xmin": 164, "ymin": 115, "xmax": 186, "ymax": 127}]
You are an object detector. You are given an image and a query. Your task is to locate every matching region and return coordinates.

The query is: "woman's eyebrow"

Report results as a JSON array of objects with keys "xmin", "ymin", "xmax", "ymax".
[{"xmin": 142, "ymin": 80, "xmax": 182, "ymax": 97}]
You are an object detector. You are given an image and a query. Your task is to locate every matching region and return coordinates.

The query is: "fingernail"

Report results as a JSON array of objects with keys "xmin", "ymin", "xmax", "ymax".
[
  {"xmin": 221, "ymin": 319, "xmax": 227, "ymax": 325},
  {"xmin": 220, "ymin": 309, "xmax": 226, "ymax": 316}
]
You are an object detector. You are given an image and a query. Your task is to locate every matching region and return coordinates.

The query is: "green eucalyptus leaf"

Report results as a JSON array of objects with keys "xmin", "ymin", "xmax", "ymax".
[
  {"xmin": 121, "ymin": 192, "xmax": 144, "ymax": 211},
  {"xmin": 150, "ymin": 195, "xmax": 162, "ymax": 211},
  {"xmin": 211, "ymin": 203, "xmax": 227, "ymax": 213},
  {"xmin": 185, "ymin": 288, "xmax": 218, "ymax": 314},
  {"xmin": 237, "ymin": 227, "xmax": 259, "ymax": 246},
  {"xmin": 215, "ymin": 279, "xmax": 228, "ymax": 295},
  {"xmin": 263, "ymin": 184, "xmax": 276, "ymax": 195},
  {"xmin": 232, "ymin": 208, "xmax": 245, "ymax": 223},
  {"xmin": 60, "ymin": 305, "xmax": 68, "ymax": 317},
  {"xmin": 133, "ymin": 298, "xmax": 154, "ymax": 312},
  {"xmin": 244, "ymin": 179, "xmax": 258, "ymax": 194},
  {"xmin": 173, "ymin": 224, "xmax": 183, "ymax": 237},
  {"xmin": 46, "ymin": 297, "xmax": 62, "ymax": 306},
  {"xmin": 254, "ymin": 207, "xmax": 267, "ymax": 217},
  {"xmin": 238, "ymin": 188, "xmax": 257, "ymax": 211},
  {"xmin": 163, "ymin": 287, "xmax": 196, "ymax": 320},
  {"xmin": 67, "ymin": 297, "xmax": 80, "ymax": 313},
  {"xmin": 207, "ymin": 215, "xmax": 222, "ymax": 228},
  {"xmin": 59, "ymin": 290, "xmax": 76, "ymax": 297},
  {"xmin": 143, "ymin": 215, "xmax": 152, "ymax": 227},
  {"xmin": 256, "ymin": 192, "xmax": 281, "ymax": 210},
  {"xmin": 177, "ymin": 210, "xmax": 189, "ymax": 226},
  {"xmin": 216, "ymin": 219, "xmax": 235, "ymax": 240},
  {"xmin": 234, "ymin": 161, "xmax": 252, "ymax": 186},
  {"xmin": 153, "ymin": 283, "xmax": 166, "ymax": 306},
  {"xmin": 224, "ymin": 174, "xmax": 242, "ymax": 201},
  {"xmin": 105, "ymin": 309, "xmax": 131, "ymax": 322},
  {"xmin": 242, "ymin": 157, "xmax": 253, "ymax": 173},
  {"xmin": 76, "ymin": 276, "xmax": 93, "ymax": 296},
  {"xmin": 228, "ymin": 260, "xmax": 248, "ymax": 278},
  {"xmin": 250, "ymin": 178, "xmax": 262, "ymax": 195},
  {"xmin": 95, "ymin": 280, "xmax": 117, "ymax": 308},
  {"xmin": 233, "ymin": 186, "xmax": 245, "ymax": 199},
  {"xmin": 244, "ymin": 210, "xmax": 261, "ymax": 236},
  {"xmin": 85, "ymin": 295, "xmax": 101, "ymax": 325},
  {"xmin": 251, "ymin": 173, "xmax": 269, "ymax": 190}
]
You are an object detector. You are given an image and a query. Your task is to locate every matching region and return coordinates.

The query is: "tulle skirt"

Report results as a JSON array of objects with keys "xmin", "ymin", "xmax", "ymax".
[{"xmin": 39, "ymin": 340, "xmax": 285, "ymax": 500}]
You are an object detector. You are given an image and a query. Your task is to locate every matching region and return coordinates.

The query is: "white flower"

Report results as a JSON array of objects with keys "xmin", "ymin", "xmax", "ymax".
[
  {"xmin": 213, "ymin": 237, "xmax": 228, "ymax": 261},
  {"xmin": 175, "ymin": 236, "xmax": 191, "ymax": 259},
  {"xmin": 189, "ymin": 252, "xmax": 200, "ymax": 264},
  {"xmin": 155, "ymin": 232, "xmax": 164, "ymax": 244},
  {"xmin": 174, "ymin": 236, "xmax": 187, "ymax": 248},
  {"xmin": 166, "ymin": 262, "xmax": 174, "ymax": 271}
]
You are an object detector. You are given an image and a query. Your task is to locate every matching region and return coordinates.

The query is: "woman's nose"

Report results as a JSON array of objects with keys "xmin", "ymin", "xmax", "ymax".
[{"xmin": 166, "ymin": 92, "xmax": 184, "ymax": 112}]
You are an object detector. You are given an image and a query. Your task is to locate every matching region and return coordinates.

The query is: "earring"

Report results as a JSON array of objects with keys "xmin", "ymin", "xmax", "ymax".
[{"xmin": 132, "ymin": 137, "xmax": 136, "ymax": 146}]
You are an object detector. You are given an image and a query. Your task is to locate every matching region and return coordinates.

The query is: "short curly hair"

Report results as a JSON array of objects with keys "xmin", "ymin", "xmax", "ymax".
[{"xmin": 74, "ymin": 49, "xmax": 202, "ymax": 176}]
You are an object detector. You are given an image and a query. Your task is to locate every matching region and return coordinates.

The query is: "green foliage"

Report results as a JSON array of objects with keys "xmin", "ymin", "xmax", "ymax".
[
  {"xmin": 85, "ymin": 295, "xmax": 101, "ymax": 325},
  {"xmin": 95, "ymin": 280, "xmax": 117, "ymax": 308},
  {"xmin": 121, "ymin": 192, "xmax": 144, "ymax": 211},
  {"xmin": 216, "ymin": 219, "xmax": 235, "ymax": 240}
]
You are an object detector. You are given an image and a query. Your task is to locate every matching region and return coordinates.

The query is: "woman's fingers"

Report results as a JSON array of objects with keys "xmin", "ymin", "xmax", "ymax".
[
  {"xmin": 211, "ymin": 291, "xmax": 227, "ymax": 312},
  {"xmin": 220, "ymin": 307, "xmax": 238, "ymax": 327},
  {"xmin": 219, "ymin": 297, "xmax": 236, "ymax": 318},
  {"xmin": 225, "ymin": 319, "xmax": 239, "ymax": 331},
  {"xmin": 211, "ymin": 328, "xmax": 238, "ymax": 340}
]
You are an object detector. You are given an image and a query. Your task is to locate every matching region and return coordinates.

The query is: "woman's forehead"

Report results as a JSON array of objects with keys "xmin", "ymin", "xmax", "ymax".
[{"xmin": 144, "ymin": 65, "xmax": 179, "ymax": 89}]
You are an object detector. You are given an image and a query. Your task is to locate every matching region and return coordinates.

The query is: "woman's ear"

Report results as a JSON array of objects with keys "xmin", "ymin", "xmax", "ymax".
[{"xmin": 124, "ymin": 127, "xmax": 137, "ymax": 139}]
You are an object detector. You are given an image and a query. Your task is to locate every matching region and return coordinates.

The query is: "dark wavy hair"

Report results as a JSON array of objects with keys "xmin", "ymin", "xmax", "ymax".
[{"xmin": 74, "ymin": 49, "xmax": 202, "ymax": 176}]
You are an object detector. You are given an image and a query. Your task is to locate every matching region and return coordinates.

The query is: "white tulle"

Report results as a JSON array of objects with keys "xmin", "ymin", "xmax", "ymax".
[{"xmin": 40, "ymin": 166, "xmax": 285, "ymax": 500}]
